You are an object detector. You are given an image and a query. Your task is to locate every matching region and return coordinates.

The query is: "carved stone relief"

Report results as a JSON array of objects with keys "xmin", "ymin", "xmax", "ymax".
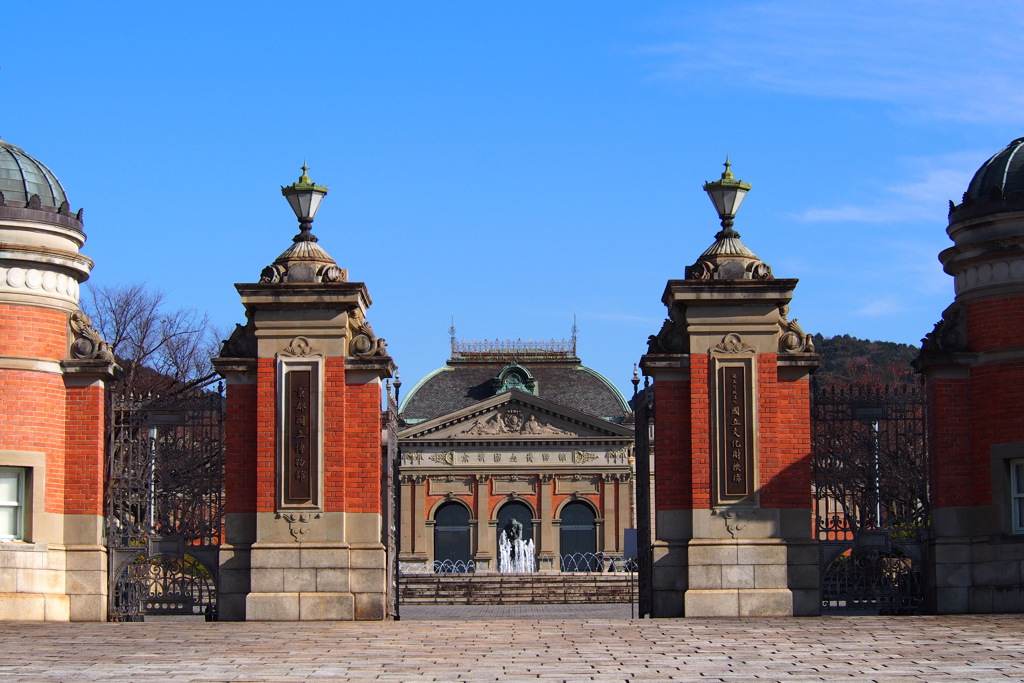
[
  {"xmin": 279, "ymin": 336, "xmax": 322, "ymax": 358},
  {"xmin": 221, "ymin": 312, "xmax": 256, "ymax": 358},
  {"xmin": 554, "ymin": 476, "xmax": 599, "ymax": 495},
  {"xmin": 0, "ymin": 266, "xmax": 79, "ymax": 303},
  {"xmin": 348, "ymin": 309, "xmax": 388, "ymax": 357},
  {"xmin": 427, "ymin": 476, "xmax": 473, "ymax": 496},
  {"xmin": 68, "ymin": 311, "xmax": 114, "ymax": 362},
  {"xmin": 276, "ymin": 511, "xmax": 321, "ymax": 542},
  {"xmin": 461, "ymin": 410, "xmax": 574, "ymax": 436},
  {"xmin": 777, "ymin": 304, "xmax": 815, "ymax": 354},
  {"xmin": 714, "ymin": 333, "xmax": 756, "ymax": 355},
  {"xmin": 920, "ymin": 302, "xmax": 968, "ymax": 354}
]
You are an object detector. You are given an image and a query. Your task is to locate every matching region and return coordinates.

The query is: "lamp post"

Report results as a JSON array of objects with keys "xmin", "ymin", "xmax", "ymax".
[
  {"xmin": 702, "ymin": 157, "xmax": 751, "ymax": 239},
  {"xmin": 281, "ymin": 162, "xmax": 329, "ymax": 242}
]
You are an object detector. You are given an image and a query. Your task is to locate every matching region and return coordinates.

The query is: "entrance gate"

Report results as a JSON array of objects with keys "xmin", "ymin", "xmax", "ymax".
[
  {"xmin": 105, "ymin": 387, "xmax": 225, "ymax": 621},
  {"xmin": 812, "ymin": 378, "xmax": 929, "ymax": 614}
]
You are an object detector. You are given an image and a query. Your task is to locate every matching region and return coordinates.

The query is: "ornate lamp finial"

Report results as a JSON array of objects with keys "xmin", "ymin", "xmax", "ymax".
[
  {"xmin": 281, "ymin": 162, "xmax": 329, "ymax": 243},
  {"xmin": 703, "ymin": 157, "xmax": 751, "ymax": 239}
]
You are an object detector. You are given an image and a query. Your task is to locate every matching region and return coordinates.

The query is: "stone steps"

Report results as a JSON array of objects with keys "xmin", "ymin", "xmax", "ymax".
[{"xmin": 399, "ymin": 573, "xmax": 637, "ymax": 605}]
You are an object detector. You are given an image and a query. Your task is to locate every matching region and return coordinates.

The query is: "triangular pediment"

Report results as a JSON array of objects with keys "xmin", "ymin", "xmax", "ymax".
[{"xmin": 399, "ymin": 390, "xmax": 633, "ymax": 442}]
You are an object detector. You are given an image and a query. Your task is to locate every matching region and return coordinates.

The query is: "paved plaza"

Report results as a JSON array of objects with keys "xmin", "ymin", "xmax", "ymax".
[{"xmin": 1, "ymin": 605, "xmax": 1023, "ymax": 681}]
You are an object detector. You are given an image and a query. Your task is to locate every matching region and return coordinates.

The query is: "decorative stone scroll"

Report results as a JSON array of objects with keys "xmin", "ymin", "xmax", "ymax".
[
  {"xmin": 777, "ymin": 305, "xmax": 815, "ymax": 354},
  {"xmin": 221, "ymin": 312, "xmax": 256, "ymax": 358},
  {"xmin": 68, "ymin": 311, "xmax": 114, "ymax": 362},
  {"xmin": 276, "ymin": 511, "xmax": 321, "ymax": 542},
  {"xmin": 348, "ymin": 309, "xmax": 387, "ymax": 357},
  {"xmin": 714, "ymin": 333, "xmax": 756, "ymax": 355},
  {"xmin": 280, "ymin": 336, "xmax": 322, "ymax": 358},
  {"xmin": 920, "ymin": 302, "xmax": 968, "ymax": 354}
]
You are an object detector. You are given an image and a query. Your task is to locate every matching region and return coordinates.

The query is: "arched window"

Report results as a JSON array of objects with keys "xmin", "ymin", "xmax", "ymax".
[
  {"xmin": 433, "ymin": 502, "xmax": 471, "ymax": 572},
  {"xmin": 559, "ymin": 501, "xmax": 597, "ymax": 571}
]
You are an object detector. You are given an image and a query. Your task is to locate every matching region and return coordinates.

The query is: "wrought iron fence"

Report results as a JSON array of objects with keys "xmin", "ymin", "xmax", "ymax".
[
  {"xmin": 812, "ymin": 377, "xmax": 929, "ymax": 614},
  {"xmin": 105, "ymin": 387, "xmax": 225, "ymax": 621}
]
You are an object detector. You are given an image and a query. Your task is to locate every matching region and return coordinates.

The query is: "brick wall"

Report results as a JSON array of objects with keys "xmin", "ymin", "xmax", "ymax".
[
  {"xmin": 339, "ymin": 370, "xmax": 383, "ymax": 514},
  {"xmin": 762, "ymin": 362, "xmax": 813, "ymax": 509},
  {"xmin": 653, "ymin": 378, "xmax": 692, "ymax": 512},
  {"xmin": 0, "ymin": 369, "xmax": 67, "ymax": 513},
  {"xmin": 63, "ymin": 382, "xmax": 105, "ymax": 515},
  {"xmin": 224, "ymin": 381, "xmax": 257, "ymax": 514},
  {"xmin": 0, "ymin": 304, "xmax": 66, "ymax": 359},
  {"xmin": 926, "ymin": 376, "xmax": 973, "ymax": 508},
  {"xmin": 255, "ymin": 357, "xmax": 276, "ymax": 513},
  {"xmin": 968, "ymin": 298, "xmax": 1024, "ymax": 351}
]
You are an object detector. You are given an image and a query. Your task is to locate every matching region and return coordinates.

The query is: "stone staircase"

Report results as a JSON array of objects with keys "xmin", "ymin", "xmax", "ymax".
[{"xmin": 399, "ymin": 573, "xmax": 636, "ymax": 605}]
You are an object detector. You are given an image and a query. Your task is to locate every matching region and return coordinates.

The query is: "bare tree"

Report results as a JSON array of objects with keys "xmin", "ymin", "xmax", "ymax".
[{"xmin": 83, "ymin": 282, "xmax": 220, "ymax": 395}]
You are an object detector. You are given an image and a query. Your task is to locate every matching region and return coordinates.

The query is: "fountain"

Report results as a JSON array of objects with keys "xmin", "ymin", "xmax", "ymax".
[{"xmin": 497, "ymin": 519, "xmax": 535, "ymax": 573}]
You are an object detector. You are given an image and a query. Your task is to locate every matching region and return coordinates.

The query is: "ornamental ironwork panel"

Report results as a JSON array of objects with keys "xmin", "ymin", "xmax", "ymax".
[
  {"xmin": 105, "ymin": 386, "xmax": 224, "ymax": 621},
  {"xmin": 384, "ymin": 386, "xmax": 400, "ymax": 620},
  {"xmin": 633, "ymin": 382, "xmax": 654, "ymax": 618},
  {"xmin": 812, "ymin": 377, "xmax": 928, "ymax": 615}
]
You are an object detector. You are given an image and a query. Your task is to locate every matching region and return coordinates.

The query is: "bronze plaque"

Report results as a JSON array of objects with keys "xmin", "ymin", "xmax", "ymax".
[
  {"xmin": 285, "ymin": 369, "xmax": 313, "ymax": 504},
  {"xmin": 719, "ymin": 365, "xmax": 753, "ymax": 501}
]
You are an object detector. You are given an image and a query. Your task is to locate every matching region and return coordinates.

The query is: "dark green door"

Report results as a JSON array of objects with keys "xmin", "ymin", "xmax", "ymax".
[{"xmin": 559, "ymin": 501, "xmax": 598, "ymax": 571}]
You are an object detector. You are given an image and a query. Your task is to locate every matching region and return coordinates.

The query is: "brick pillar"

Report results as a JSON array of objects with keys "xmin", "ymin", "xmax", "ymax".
[
  {"xmin": 639, "ymin": 168, "xmax": 819, "ymax": 617},
  {"xmin": 214, "ymin": 175, "xmax": 395, "ymax": 621}
]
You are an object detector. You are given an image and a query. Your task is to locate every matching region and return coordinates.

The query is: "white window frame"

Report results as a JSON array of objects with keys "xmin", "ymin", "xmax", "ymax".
[
  {"xmin": 1012, "ymin": 458, "xmax": 1024, "ymax": 535},
  {"xmin": 0, "ymin": 467, "xmax": 26, "ymax": 541}
]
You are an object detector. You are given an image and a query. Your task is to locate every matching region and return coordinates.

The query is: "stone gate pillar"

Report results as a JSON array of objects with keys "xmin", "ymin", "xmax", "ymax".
[
  {"xmin": 640, "ymin": 162, "xmax": 819, "ymax": 617},
  {"xmin": 915, "ymin": 138, "xmax": 1024, "ymax": 613},
  {"xmin": 214, "ymin": 166, "xmax": 394, "ymax": 621}
]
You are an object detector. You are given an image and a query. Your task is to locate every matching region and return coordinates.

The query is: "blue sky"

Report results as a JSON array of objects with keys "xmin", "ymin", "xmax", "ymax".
[{"xmin": 4, "ymin": 2, "xmax": 1022, "ymax": 400}]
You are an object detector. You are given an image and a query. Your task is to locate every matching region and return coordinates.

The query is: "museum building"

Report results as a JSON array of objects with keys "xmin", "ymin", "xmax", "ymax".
[{"xmin": 397, "ymin": 334, "xmax": 635, "ymax": 571}]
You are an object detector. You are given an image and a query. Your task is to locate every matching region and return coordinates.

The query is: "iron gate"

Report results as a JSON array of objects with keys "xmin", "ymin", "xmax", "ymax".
[
  {"xmin": 106, "ymin": 387, "xmax": 225, "ymax": 621},
  {"xmin": 812, "ymin": 377, "xmax": 929, "ymax": 614},
  {"xmin": 633, "ymin": 379, "xmax": 653, "ymax": 618}
]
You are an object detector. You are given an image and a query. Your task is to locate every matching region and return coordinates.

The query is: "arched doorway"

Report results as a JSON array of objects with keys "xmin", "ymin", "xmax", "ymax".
[
  {"xmin": 496, "ymin": 501, "xmax": 535, "ymax": 571},
  {"xmin": 559, "ymin": 501, "xmax": 598, "ymax": 571},
  {"xmin": 433, "ymin": 502, "xmax": 471, "ymax": 572}
]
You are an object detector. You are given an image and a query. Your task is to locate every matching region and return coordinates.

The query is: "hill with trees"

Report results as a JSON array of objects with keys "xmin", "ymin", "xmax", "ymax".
[{"xmin": 811, "ymin": 334, "xmax": 921, "ymax": 388}]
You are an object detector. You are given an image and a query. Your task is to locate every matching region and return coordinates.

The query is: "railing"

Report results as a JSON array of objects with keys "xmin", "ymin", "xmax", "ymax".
[{"xmin": 400, "ymin": 553, "xmax": 637, "ymax": 575}]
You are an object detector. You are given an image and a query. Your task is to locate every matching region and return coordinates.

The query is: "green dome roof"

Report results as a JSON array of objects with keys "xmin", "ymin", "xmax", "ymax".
[
  {"xmin": 950, "ymin": 137, "xmax": 1024, "ymax": 222},
  {"xmin": 0, "ymin": 139, "xmax": 70, "ymax": 209}
]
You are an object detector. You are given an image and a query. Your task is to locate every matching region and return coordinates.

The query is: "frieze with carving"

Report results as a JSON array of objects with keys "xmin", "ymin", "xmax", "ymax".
[
  {"xmin": 68, "ymin": 311, "xmax": 114, "ymax": 362},
  {"xmin": 461, "ymin": 409, "xmax": 574, "ymax": 436},
  {"xmin": 429, "ymin": 451, "xmax": 455, "ymax": 466}
]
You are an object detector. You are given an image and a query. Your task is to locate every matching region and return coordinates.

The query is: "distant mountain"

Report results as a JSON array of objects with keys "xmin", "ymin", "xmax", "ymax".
[{"xmin": 811, "ymin": 334, "xmax": 920, "ymax": 386}]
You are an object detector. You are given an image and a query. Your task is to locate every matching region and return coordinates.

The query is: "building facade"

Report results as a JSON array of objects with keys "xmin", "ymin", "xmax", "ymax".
[
  {"xmin": 916, "ymin": 137, "xmax": 1024, "ymax": 612},
  {"xmin": 397, "ymin": 337, "xmax": 634, "ymax": 571},
  {"xmin": 0, "ymin": 139, "xmax": 118, "ymax": 621}
]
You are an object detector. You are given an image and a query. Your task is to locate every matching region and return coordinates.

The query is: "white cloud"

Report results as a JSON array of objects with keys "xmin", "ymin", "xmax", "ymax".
[
  {"xmin": 791, "ymin": 152, "xmax": 983, "ymax": 224},
  {"xmin": 644, "ymin": 1, "xmax": 1024, "ymax": 124}
]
